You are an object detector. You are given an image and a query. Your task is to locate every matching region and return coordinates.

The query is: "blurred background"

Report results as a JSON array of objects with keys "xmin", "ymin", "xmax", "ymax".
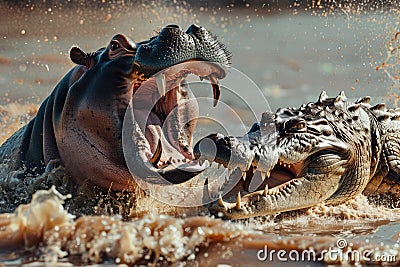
[{"xmin": 0, "ymin": 0, "xmax": 399, "ymax": 138}]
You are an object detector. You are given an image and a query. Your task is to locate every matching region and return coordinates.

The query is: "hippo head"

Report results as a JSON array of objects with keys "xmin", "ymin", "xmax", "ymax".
[{"xmin": 62, "ymin": 25, "xmax": 231, "ymax": 190}]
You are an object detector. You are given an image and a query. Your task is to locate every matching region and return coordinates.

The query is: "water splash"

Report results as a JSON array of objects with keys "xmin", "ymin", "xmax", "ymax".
[{"xmin": 1, "ymin": 187, "xmax": 400, "ymax": 266}]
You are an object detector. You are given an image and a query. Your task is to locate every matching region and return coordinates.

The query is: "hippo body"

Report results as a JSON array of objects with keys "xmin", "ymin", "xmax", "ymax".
[{"xmin": 0, "ymin": 25, "xmax": 230, "ymax": 198}]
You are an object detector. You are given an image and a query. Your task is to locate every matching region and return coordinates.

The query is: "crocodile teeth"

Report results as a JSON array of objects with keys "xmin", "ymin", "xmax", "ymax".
[
  {"xmin": 266, "ymin": 170, "xmax": 271, "ymax": 177},
  {"xmin": 155, "ymin": 72, "xmax": 166, "ymax": 99},
  {"xmin": 236, "ymin": 192, "xmax": 241, "ymax": 210},
  {"xmin": 241, "ymin": 171, "xmax": 247, "ymax": 181},
  {"xmin": 149, "ymin": 140, "xmax": 162, "ymax": 167},
  {"xmin": 260, "ymin": 172, "xmax": 266, "ymax": 181},
  {"xmin": 263, "ymin": 184, "xmax": 269, "ymax": 196},
  {"xmin": 218, "ymin": 194, "xmax": 225, "ymax": 207},
  {"xmin": 203, "ymin": 178, "xmax": 212, "ymax": 203},
  {"xmin": 167, "ymin": 156, "xmax": 173, "ymax": 163},
  {"xmin": 198, "ymin": 159, "xmax": 205, "ymax": 166},
  {"xmin": 246, "ymin": 162, "xmax": 252, "ymax": 171},
  {"xmin": 208, "ymin": 74, "xmax": 220, "ymax": 107}
]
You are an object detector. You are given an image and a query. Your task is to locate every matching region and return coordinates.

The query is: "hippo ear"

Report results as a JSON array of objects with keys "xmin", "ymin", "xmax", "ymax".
[{"xmin": 70, "ymin": 47, "xmax": 95, "ymax": 68}]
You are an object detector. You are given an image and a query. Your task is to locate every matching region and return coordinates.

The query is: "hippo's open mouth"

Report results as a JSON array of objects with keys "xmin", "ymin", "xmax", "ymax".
[
  {"xmin": 123, "ymin": 24, "xmax": 231, "ymax": 184},
  {"xmin": 133, "ymin": 61, "xmax": 225, "ymax": 170}
]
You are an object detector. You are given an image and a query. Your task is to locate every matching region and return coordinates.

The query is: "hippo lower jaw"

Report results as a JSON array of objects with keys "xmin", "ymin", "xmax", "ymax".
[{"xmin": 126, "ymin": 60, "xmax": 225, "ymax": 184}]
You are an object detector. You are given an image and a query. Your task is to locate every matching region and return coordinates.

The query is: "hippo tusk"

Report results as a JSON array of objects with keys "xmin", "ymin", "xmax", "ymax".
[
  {"xmin": 208, "ymin": 74, "xmax": 220, "ymax": 107},
  {"xmin": 149, "ymin": 139, "xmax": 162, "ymax": 167},
  {"xmin": 155, "ymin": 72, "xmax": 166, "ymax": 99}
]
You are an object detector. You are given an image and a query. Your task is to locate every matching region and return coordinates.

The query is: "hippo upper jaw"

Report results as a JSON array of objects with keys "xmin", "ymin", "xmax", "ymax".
[{"xmin": 132, "ymin": 24, "xmax": 230, "ymax": 79}]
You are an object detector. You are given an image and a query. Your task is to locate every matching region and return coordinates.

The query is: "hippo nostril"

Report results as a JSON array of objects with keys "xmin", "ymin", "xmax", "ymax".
[
  {"xmin": 186, "ymin": 24, "xmax": 202, "ymax": 34},
  {"xmin": 165, "ymin": 24, "xmax": 181, "ymax": 29},
  {"xmin": 159, "ymin": 25, "xmax": 182, "ymax": 36}
]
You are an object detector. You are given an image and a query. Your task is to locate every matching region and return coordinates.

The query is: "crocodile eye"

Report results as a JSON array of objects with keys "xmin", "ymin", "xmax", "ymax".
[
  {"xmin": 289, "ymin": 121, "xmax": 307, "ymax": 132},
  {"xmin": 110, "ymin": 40, "xmax": 120, "ymax": 51},
  {"xmin": 285, "ymin": 119, "xmax": 307, "ymax": 133},
  {"xmin": 295, "ymin": 122, "xmax": 306, "ymax": 131},
  {"xmin": 322, "ymin": 129, "xmax": 333, "ymax": 136}
]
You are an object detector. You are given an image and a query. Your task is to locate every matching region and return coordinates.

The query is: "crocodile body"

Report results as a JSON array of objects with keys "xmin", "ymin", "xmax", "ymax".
[{"xmin": 194, "ymin": 91, "xmax": 400, "ymax": 219}]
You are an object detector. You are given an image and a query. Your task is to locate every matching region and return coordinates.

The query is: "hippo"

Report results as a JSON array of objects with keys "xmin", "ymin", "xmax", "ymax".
[{"xmin": 0, "ymin": 24, "xmax": 231, "ymax": 195}]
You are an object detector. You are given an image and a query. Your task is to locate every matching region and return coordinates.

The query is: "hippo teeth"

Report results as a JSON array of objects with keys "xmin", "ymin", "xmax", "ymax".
[
  {"xmin": 208, "ymin": 74, "xmax": 220, "ymax": 107},
  {"xmin": 149, "ymin": 139, "xmax": 162, "ymax": 167},
  {"xmin": 155, "ymin": 72, "xmax": 167, "ymax": 99}
]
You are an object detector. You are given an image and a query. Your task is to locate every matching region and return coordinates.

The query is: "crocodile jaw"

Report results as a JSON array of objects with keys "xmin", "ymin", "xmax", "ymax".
[
  {"xmin": 194, "ymin": 132, "xmax": 350, "ymax": 219},
  {"xmin": 209, "ymin": 156, "xmax": 347, "ymax": 219}
]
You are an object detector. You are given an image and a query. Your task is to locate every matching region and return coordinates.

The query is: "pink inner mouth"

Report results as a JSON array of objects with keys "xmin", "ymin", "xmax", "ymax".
[
  {"xmin": 267, "ymin": 160, "xmax": 303, "ymax": 187},
  {"xmin": 132, "ymin": 61, "xmax": 224, "ymax": 168},
  {"xmin": 235, "ymin": 159, "xmax": 304, "ymax": 198}
]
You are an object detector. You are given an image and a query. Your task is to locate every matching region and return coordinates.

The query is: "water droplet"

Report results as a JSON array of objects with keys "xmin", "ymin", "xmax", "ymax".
[{"xmin": 19, "ymin": 64, "xmax": 27, "ymax": 72}]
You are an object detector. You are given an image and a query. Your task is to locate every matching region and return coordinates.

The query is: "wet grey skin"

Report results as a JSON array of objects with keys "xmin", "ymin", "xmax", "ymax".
[
  {"xmin": 194, "ymin": 91, "xmax": 400, "ymax": 219},
  {"xmin": 0, "ymin": 24, "xmax": 231, "ymax": 191}
]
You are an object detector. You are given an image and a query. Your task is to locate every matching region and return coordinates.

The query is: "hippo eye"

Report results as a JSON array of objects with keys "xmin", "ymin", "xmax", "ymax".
[{"xmin": 110, "ymin": 41, "xmax": 121, "ymax": 51}]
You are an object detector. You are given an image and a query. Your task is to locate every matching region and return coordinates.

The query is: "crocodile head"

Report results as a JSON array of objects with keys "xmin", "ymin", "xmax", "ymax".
[{"xmin": 194, "ymin": 91, "xmax": 378, "ymax": 219}]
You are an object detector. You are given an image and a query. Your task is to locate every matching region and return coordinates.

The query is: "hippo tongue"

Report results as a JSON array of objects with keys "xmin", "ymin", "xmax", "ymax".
[
  {"xmin": 162, "ymin": 81, "xmax": 197, "ymax": 161},
  {"xmin": 123, "ymin": 110, "xmax": 207, "ymax": 185},
  {"xmin": 145, "ymin": 123, "xmax": 189, "ymax": 165},
  {"xmin": 134, "ymin": 81, "xmax": 197, "ymax": 166}
]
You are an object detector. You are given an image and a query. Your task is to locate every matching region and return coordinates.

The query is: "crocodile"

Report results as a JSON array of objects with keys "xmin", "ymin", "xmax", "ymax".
[
  {"xmin": 194, "ymin": 91, "xmax": 400, "ymax": 219},
  {"xmin": 0, "ymin": 24, "xmax": 231, "ymax": 193}
]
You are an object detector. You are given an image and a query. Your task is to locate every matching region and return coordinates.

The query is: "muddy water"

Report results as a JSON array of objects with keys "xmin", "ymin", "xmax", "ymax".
[{"xmin": 1, "ymin": 1, "xmax": 400, "ymax": 266}]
